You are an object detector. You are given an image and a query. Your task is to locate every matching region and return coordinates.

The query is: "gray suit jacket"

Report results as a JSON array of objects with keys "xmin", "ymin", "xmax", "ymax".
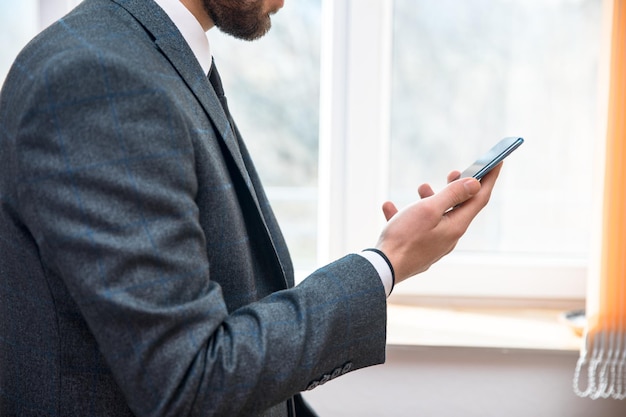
[{"xmin": 0, "ymin": 0, "xmax": 387, "ymax": 416}]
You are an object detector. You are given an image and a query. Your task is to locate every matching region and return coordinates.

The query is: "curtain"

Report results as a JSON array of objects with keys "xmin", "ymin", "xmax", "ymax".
[{"xmin": 574, "ymin": 0, "xmax": 626, "ymax": 400}]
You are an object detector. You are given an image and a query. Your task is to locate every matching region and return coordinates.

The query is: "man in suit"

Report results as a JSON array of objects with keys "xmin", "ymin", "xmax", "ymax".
[{"xmin": 0, "ymin": 0, "xmax": 501, "ymax": 416}]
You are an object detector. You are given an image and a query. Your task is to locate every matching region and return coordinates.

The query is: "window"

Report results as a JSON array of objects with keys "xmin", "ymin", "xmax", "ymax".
[
  {"xmin": 2, "ymin": 0, "xmax": 607, "ymax": 302},
  {"xmin": 319, "ymin": 0, "xmax": 607, "ymax": 301},
  {"xmin": 390, "ymin": 0, "xmax": 600, "ymax": 257},
  {"xmin": 389, "ymin": 0, "xmax": 603, "ymax": 300}
]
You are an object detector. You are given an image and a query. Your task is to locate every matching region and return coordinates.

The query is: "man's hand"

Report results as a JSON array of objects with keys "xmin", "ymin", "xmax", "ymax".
[{"xmin": 375, "ymin": 163, "xmax": 502, "ymax": 283}]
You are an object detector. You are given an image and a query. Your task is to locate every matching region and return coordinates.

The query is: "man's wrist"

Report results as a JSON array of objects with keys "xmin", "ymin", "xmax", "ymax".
[{"xmin": 357, "ymin": 249, "xmax": 395, "ymax": 297}]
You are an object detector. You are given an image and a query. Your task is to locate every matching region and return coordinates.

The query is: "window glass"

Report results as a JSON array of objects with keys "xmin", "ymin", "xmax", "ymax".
[
  {"xmin": 390, "ymin": 0, "xmax": 602, "ymax": 258},
  {"xmin": 210, "ymin": 1, "xmax": 321, "ymax": 269}
]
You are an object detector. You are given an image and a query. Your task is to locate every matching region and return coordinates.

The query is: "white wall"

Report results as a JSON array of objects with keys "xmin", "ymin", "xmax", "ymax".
[{"xmin": 305, "ymin": 345, "xmax": 626, "ymax": 417}]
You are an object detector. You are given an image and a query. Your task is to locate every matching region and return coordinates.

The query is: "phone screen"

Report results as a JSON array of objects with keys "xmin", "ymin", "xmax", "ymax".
[{"xmin": 460, "ymin": 137, "xmax": 524, "ymax": 180}]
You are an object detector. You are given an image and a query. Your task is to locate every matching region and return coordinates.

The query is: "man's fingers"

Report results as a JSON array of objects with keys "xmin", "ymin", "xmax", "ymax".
[
  {"xmin": 447, "ymin": 170, "xmax": 461, "ymax": 183},
  {"xmin": 447, "ymin": 163, "xmax": 503, "ymax": 223},
  {"xmin": 382, "ymin": 201, "xmax": 398, "ymax": 221},
  {"xmin": 418, "ymin": 183, "xmax": 434, "ymax": 199},
  {"xmin": 432, "ymin": 177, "xmax": 481, "ymax": 212}
]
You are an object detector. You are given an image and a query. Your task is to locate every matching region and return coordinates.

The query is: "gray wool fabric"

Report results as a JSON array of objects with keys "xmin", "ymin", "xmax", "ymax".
[{"xmin": 0, "ymin": 0, "xmax": 387, "ymax": 416}]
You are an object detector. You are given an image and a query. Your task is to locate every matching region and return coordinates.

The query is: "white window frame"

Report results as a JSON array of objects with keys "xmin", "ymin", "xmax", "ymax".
[
  {"xmin": 318, "ymin": 0, "xmax": 393, "ymax": 262},
  {"xmin": 318, "ymin": 0, "xmax": 614, "ymax": 302}
]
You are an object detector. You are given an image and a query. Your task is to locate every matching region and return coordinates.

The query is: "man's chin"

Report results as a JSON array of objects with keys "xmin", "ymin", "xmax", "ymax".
[
  {"xmin": 219, "ymin": 20, "xmax": 272, "ymax": 41},
  {"xmin": 204, "ymin": 0, "xmax": 276, "ymax": 41},
  {"xmin": 270, "ymin": 0, "xmax": 285, "ymax": 14}
]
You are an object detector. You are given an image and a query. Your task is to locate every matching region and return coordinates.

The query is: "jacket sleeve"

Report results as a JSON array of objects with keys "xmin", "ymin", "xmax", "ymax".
[{"xmin": 12, "ymin": 48, "xmax": 388, "ymax": 417}]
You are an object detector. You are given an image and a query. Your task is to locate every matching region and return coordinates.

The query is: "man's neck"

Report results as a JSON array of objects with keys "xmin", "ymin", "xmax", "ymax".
[{"xmin": 179, "ymin": 0, "xmax": 214, "ymax": 32}]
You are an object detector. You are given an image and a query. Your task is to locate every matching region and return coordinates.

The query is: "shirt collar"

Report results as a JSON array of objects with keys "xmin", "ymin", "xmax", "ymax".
[{"xmin": 152, "ymin": 0, "xmax": 212, "ymax": 75}]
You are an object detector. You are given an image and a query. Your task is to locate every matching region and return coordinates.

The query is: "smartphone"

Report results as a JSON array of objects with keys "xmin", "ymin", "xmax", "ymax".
[{"xmin": 460, "ymin": 137, "xmax": 524, "ymax": 180}]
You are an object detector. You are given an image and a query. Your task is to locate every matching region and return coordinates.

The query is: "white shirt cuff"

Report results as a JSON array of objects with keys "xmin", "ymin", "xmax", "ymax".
[{"xmin": 356, "ymin": 251, "xmax": 393, "ymax": 297}]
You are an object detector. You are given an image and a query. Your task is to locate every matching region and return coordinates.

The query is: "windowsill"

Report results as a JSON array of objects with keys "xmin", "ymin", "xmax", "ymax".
[{"xmin": 386, "ymin": 303, "xmax": 584, "ymax": 351}]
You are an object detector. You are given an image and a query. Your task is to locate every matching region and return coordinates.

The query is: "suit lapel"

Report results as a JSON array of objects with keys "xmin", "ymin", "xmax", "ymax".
[
  {"xmin": 109, "ymin": 0, "xmax": 290, "ymax": 288},
  {"xmin": 110, "ymin": 0, "xmax": 254, "ymax": 199}
]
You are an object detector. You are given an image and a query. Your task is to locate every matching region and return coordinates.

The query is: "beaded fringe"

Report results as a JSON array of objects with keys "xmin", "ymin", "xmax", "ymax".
[{"xmin": 574, "ymin": 330, "xmax": 626, "ymax": 400}]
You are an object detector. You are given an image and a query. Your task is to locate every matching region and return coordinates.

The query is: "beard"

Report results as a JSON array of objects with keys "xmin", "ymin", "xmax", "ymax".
[{"xmin": 202, "ymin": 0, "xmax": 274, "ymax": 41}]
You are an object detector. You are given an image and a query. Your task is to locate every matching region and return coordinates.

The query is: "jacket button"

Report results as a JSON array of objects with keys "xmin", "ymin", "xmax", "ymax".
[
  {"xmin": 306, "ymin": 380, "xmax": 319, "ymax": 391},
  {"xmin": 341, "ymin": 362, "xmax": 353, "ymax": 375},
  {"xmin": 319, "ymin": 374, "xmax": 331, "ymax": 385}
]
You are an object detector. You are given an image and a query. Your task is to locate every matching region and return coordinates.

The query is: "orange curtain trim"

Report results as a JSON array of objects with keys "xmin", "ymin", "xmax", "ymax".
[{"xmin": 596, "ymin": 0, "xmax": 626, "ymax": 331}]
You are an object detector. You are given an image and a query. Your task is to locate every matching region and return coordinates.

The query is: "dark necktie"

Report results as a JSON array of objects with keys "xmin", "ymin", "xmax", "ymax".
[
  {"xmin": 208, "ymin": 59, "xmax": 236, "ymax": 134},
  {"xmin": 208, "ymin": 61, "xmax": 287, "ymax": 282}
]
